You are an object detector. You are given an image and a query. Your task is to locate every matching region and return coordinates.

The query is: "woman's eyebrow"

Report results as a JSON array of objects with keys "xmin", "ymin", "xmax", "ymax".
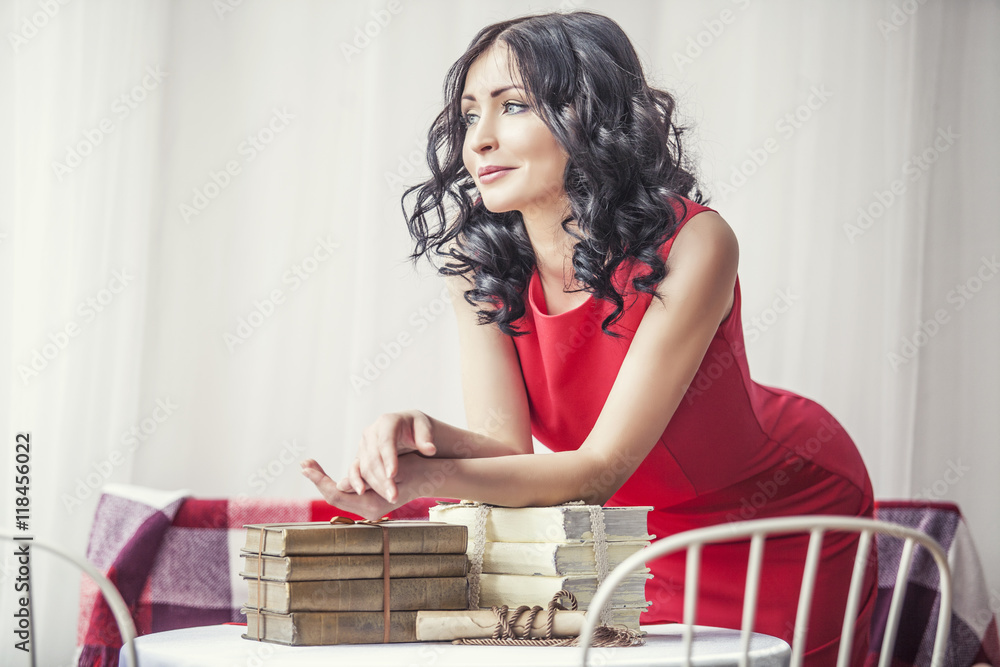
[{"xmin": 461, "ymin": 85, "xmax": 525, "ymax": 102}]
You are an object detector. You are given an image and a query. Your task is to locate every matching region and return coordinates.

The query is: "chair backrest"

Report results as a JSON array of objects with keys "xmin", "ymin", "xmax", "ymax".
[
  {"xmin": 0, "ymin": 531, "xmax": 140, "ymax": 667},
  {"xmin": 577, "ymin": 516, "xmax": 952, "ymax": 667}
]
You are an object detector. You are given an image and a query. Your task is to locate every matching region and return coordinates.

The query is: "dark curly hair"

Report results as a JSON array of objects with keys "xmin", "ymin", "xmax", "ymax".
[{"xmin": 402, "ymin": 10, "xmax": 706, "ymax": 337}]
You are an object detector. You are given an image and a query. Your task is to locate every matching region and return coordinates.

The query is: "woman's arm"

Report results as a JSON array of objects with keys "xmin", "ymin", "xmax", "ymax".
[
  {"xmin": 444, "ymin": 270, "xmax": 534, "ymax": 456},
  {"xmin": 390, "ymin": 272, "xmax": 536, "ymax": 459},
  {"xmin": 422, "ymin": 413, "xmax": 526, "ymax": 458},
  {"xmin": 333, "ymin": 410, "xmax": 528, "ymax": 501},
  {"xmin": 305, "ymin": 211, "xmax": 739, "ymax": 517},
  {"xmin": 418, "ymin": 210, "xmax": 738, "ymax": 506},
  {"xmin": 304, "ymin": 449, "xmax": 606, "ymax": 517},
  {"xmin": 334, "ymin": 271, "xmax": 535, "ymax": 502}
]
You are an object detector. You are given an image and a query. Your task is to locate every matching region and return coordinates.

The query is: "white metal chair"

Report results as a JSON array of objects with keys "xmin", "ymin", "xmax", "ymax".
[
  {"xmin": 578, "ymin": 516, "xmax": 952, "ymax": 667},
  {"xmin": 0, "ymin": 531, "xmax": 139, "ymax": 667}
]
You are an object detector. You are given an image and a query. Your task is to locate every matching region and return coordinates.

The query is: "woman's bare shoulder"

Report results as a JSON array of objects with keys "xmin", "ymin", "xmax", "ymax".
[{"xmin": 666, "ymin": 210, "xmax": 739, "ymax": 278}]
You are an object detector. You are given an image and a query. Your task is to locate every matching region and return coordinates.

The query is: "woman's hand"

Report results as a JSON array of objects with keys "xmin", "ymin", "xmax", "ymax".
[
  {"xmin": 301, "ymin": 458, "xmax": 410, "ymax": 521},
  {"xmin": 338, "ymin": 410, "xmax": 437, "ymax": 503}
]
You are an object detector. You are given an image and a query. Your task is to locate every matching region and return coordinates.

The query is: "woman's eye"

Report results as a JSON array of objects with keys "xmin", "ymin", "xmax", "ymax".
[{"xmin": 461, "ymin": 103, "xmax": 524, "ymax": 128}]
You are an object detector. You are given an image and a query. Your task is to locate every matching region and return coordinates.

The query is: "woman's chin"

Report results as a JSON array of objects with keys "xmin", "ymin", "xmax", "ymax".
[{"xmin": 477, "ymin": 197, "xmax": 515, "ymax": 214}]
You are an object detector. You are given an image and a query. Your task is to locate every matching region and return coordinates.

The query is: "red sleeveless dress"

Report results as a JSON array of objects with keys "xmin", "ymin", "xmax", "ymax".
[{"xmin": 510, "ymin": 197, "xmax": 876, "ymax": 665}]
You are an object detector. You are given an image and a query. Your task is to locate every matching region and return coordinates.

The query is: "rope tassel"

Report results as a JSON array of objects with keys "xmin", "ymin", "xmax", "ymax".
[{"xmin": 451, "ymin": 590, "xmax": 644, "ymax": 647}]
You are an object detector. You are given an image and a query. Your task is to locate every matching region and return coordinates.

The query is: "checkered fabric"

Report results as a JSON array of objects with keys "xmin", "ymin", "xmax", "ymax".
[
  {"xmin": 76, "ymin": 485, "xmax": 446, "ymax": 666},
  {"xmin": 76, "ymin": 490, "xmax": 998, "ymax": 667},
  {"xmin": 864, "ymin": 501, "xmax": 999, "ymax": 666}
]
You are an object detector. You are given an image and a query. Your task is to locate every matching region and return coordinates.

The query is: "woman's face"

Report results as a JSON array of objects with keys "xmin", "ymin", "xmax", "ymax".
[{"xmin": 460, "ymin": 44, "xmax": 569, "ymax": 219}]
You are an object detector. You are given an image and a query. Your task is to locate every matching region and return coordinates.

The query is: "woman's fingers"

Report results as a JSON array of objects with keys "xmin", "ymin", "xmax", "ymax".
[
  {"xmin": 412, "ymin": 411, "xmax": 437, "ymax": 456},
  {"xmin": 348, "ymin": 410, "xmax": 434, "ymax": 504},
  {"xmin": 299, "ymin": 459, "xmax": 341, "ymax": 504},
  {"xmin": 300, "ymin": 459, "xmax": 394, "ymax": 521},
  {"xmin": 300, "ymin": 458, "xmax": 327, "ymax": 478},
  {"xmin": 338, "ymin": 464, "xmax": 362, "ymax": 492},
  {"xmin": 348, "ymin": 458, "xmax": 367, "ymax": 495},
  {"xmin": 360, "ymin": 444, "xmax": 397, "ymax": 503},
  {"xmin": 374, "ymin": 447, "xmax": 398, "ymax": 503},
  {"xmin": 369, "ymin": 418, "xmax": 403, "ymax": 503},
  {"xmin": 378, "ymin": 419, "xmax": 399, "ymax": 481}
]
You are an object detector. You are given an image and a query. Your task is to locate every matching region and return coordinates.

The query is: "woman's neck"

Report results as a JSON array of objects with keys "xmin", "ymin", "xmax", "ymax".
[{"xmin": 521, "ymin": 205, "xmax": 584, "ymax": 291}]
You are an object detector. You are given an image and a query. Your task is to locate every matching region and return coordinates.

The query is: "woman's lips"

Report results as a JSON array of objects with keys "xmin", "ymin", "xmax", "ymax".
[{"xmin": 478, "ymin": 167, "xmax": 514, "ymax": 184}]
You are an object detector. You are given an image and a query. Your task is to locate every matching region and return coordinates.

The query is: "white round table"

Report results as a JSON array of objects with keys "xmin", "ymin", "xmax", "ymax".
[{"xmin": 119, "ymin": 623, "xmax": 791, "ymax": 666}]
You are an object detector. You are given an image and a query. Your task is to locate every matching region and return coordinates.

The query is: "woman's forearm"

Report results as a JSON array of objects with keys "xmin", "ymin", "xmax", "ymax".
[
  {"xmin": 401, "ymin": 449, "xmax": 616, "ymax": 507},
  {"xmin": 424, "ymin": 414, "xmax": 526, "ymax": 459}
]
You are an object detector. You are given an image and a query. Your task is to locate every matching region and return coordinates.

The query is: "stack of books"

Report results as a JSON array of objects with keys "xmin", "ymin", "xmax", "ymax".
[
  {"xmin": 240, "ymin": 520, "xmax": 470, "ymax": 644},
  {"xmin": 429, "ymin": 502, "xmax": 653, "ymax": 630}
]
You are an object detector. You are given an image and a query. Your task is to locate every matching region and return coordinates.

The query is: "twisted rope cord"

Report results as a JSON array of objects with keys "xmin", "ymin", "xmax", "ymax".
[
  {"xmin": 328, "ymin": 516, "xmax": 392, "ymax": 641},
  {"xmin": 467, "ymin": 503, "xmax": 490, "ymax": 609},
  {"xmin": 588, "ymin": 505, "xmax": 612, "ymax": 626},
  {"xmin": 254, "ymin": 528, "xmax": 264, "ymax": 640},
  {"xmin": 454, "ymin": 590, "xmax": 643, "ymax": 647}
]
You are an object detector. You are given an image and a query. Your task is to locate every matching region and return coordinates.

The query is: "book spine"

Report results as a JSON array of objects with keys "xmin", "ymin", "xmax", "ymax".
[
  {"xmin": 245, "ymin": 609, "xmax": 418, "ymax": 645},
  {"xmin": 430, "ymin": 507, "xmax": 569, "ymax": 542},
  {"xmin": 477, "ymin": 572, "xmax": 650, "ymax": 608},
  {"xmin": 283, "ymin": 525, "xmax": 468, "ymax": 555},
  {"xmin": 481, "ymin": 544, "xmax": 559, "ymax": 576},
  {"xmin": 248, "ymin": 577, "xmax": 469, "ymax": 612},
  {"xmin": 242, "ymin": 528, "xmax": 262, "ymax": 554},
  {"xmin": 242, "ymin": 553, "xmax": 468, "ymax": 581},
  {"xmin": 298, "ymin": 610, "xmax": 418, "ymax": 644},
  {"xmin": 430, "ymin": 505, "xmax": 653, "ymax": 542}
]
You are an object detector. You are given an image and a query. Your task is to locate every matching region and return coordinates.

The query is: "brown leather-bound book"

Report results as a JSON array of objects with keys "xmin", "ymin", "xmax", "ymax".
[
  {"xmin": 243, "ymin": 608, "xmax": 418, "ymax": 645},
  {"xmin": 244, "ymin": 576, "xmax": 468, "ymax": 613},
  {"xmin": 240, "ymin": 552, "xmax": 469, "ymax": 581},
  {"xmin": 242, "ymin": 521, "xmax": 468, "ymax": 556}
]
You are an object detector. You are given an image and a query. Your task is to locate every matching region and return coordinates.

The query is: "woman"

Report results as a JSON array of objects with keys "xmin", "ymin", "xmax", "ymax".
[{"xmin": 302, "ymin": 10, "xmax": 876, "ymax": 664}]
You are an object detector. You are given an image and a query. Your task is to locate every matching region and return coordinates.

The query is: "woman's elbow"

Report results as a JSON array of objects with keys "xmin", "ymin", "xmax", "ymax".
[{"xmin": 572, "ymin": 449, "xmax": 636, "ymax": 506}]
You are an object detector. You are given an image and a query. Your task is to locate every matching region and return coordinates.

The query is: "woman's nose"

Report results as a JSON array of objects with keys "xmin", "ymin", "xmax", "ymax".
[{"xmin": 468, "ymin": 117, "xmax": 497, "ymax": 154}]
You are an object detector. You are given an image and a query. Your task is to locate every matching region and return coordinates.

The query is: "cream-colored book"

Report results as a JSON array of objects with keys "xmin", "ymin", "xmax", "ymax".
[
  {"xmin": 243, "ymin": 607, "xmax": 637, "ymax": 644},
  {"xmin": 429, "ymin": 502, "xmax": 653, "ymax": 543},
  {"xmin": 477, "ymin": 571, "xmax": 650, "ymax": 609},
  {"xmin": 480, "ymin": 540, "xmax": 649, "ymax": 576},
  {"xmin": 600, "ymin": 604, "xmax": 651, "ymax": 632}
]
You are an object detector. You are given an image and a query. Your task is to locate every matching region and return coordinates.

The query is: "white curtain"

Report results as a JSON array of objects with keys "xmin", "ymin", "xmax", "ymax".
[{"xmin": 3, "ymin": 1, "xmax": 998, "ymax": 664}]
